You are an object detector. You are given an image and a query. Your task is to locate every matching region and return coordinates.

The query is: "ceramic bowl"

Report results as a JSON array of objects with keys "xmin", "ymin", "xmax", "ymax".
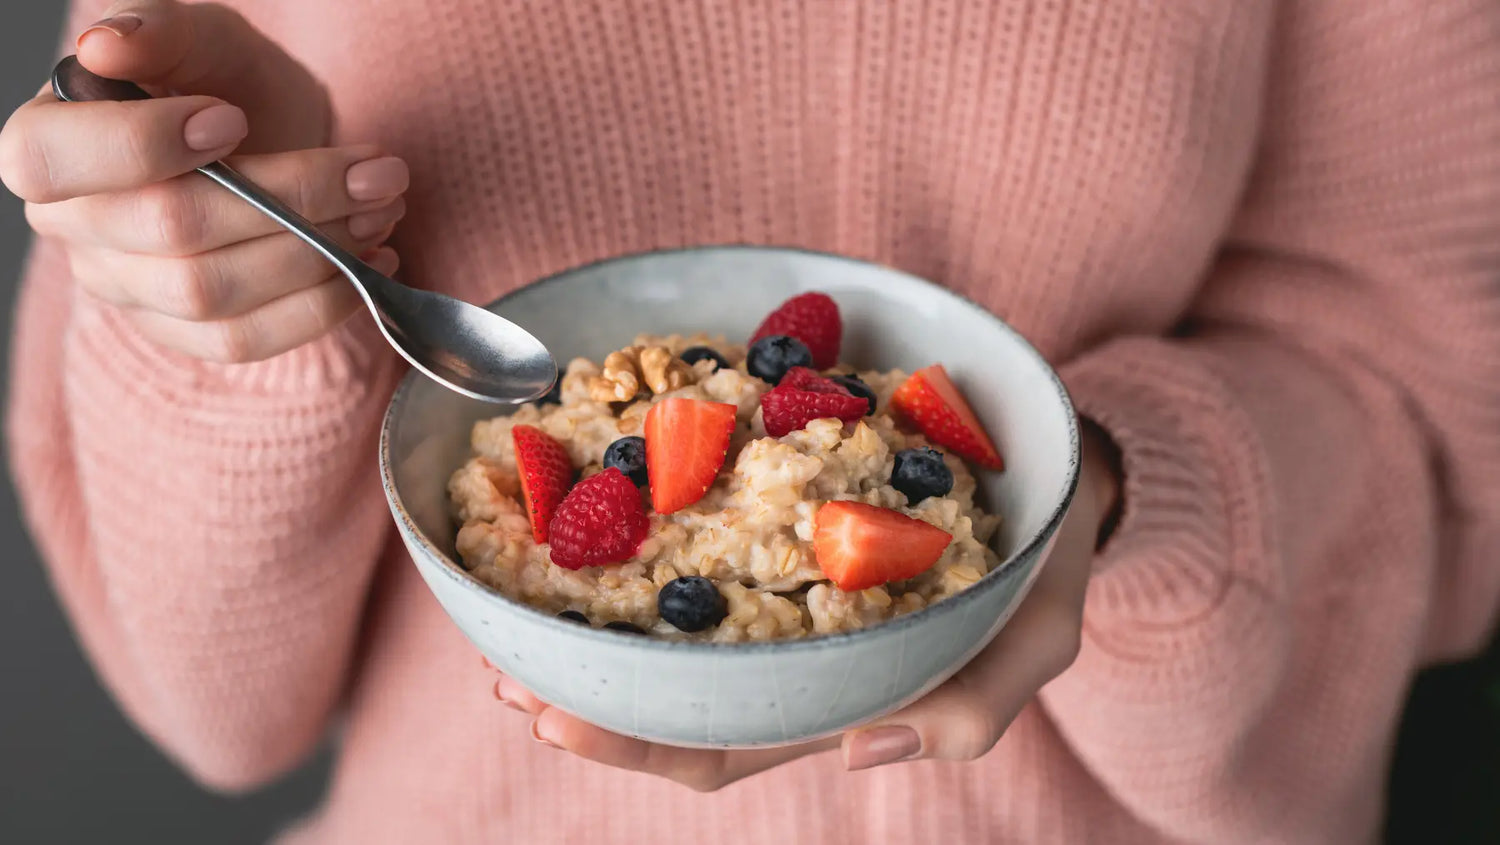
[{"xmin": 380, "ymin": 246, "xmax": 1079, "ymax": 748}]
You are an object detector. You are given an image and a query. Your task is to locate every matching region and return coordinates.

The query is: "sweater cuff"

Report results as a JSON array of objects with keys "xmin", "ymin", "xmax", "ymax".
[{"xmin": 1059, "ymin": 336, "xmax": 1276, "ymax": 626}]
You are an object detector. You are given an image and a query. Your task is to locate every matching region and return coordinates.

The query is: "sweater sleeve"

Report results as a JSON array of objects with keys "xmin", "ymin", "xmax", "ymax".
[
  {"xmin": 5, "ymin": 233, "xmax": 401, "ymax": 792},
  {"xmin": 7, "ymin": 227, "xmax": 407, "ymax": 794},
  {"xmin": 2, "ymin": 0, "xmax": 405, "ymax": 794},
  {"xmin": 4, "ymin": 0, "xmax": 412, "ymax": 778},
  {"xmin": 1042, "ymin": 1, "xmax": 1499, "ymax": 840}
]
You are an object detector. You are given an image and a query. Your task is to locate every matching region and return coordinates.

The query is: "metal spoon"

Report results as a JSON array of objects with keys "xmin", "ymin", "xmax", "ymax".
[{"xmin": 52, "ymin": 55, "xmax": 555, "ymax": 404}]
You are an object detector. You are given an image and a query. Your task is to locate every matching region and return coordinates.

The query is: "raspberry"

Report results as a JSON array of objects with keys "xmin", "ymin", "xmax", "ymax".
[
  {"xmin": 547, "ymin": 468, "xmax": 650, "ymax": 569},
  {"xmin": 750, "ymin": 292, "xmax": 842, "ymax": 370},
  {"xmin": 760, "ymin": 367, "xmax": 871, "ymax": 437}
]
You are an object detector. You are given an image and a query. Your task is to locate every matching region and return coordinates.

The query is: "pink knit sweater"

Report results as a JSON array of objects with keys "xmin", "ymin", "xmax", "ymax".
[{"xmin": 8, "ymin": 1, "xmax": 1500, "ymax": 842}]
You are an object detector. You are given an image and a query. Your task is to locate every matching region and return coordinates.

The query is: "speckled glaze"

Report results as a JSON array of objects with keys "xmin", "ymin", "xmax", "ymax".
[{"xmin": 379, "ymin": 247, "xmax": 1079, "ymax": 748}]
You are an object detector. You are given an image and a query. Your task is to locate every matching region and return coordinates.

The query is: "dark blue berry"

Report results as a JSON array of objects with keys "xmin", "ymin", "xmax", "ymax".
[
  {"xmin": 603, "ymin": 621, "xmax": 647, "ymax": 635},
  {"xmin": 830, "ymin": 374, "xmax": 877, "ymax": 416},
  {"xmin": 891, "ymin": 447, "xmax": 954, "ymax": 505},
  {"xmin": 535, "ymin": 378, "xmax": 562, "ymax": 406},
  {"xmin": 746, "ymin": 335, "xmax": 813, "ymax": 385},
  {"xmin": 657, "ymin": 576, "xmax": 729, "ymax": 632},
  {"xmin": 680, "ymin": 346, "xmax": 730, "ymax": 372},
  {"xmin": 602, "ymin": 436, "xmax": 649, "ymax": 487},
  {"xmin": 558, "ymin": 610, "xmax": 589, "ymax": 624}
]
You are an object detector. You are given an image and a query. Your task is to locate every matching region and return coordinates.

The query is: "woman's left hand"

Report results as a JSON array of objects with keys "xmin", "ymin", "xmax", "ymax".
[{"xmin": 487, "ymin": 420, "xmax": 1121, "ymax": 792}]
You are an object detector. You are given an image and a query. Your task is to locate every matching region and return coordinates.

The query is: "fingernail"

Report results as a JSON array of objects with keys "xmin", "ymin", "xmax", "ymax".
[
  {"xmin": 183, "ymin": 104, "xmax": 249, "ymax": 152},
  {"xmin": 79, "ymin": 14, "xmax": 142, "ymax": 43},
  {"xmin": 347, "ymin": 204, "xmax": 404, "ymax": 240},
  {"xmin": 493, "ymin": 681, "xmax": 526, "ymax": 713},
  {"xmin": 845, "ymin": 726, "xmax": 920, "ymax": 771},
  {"xmin": 346, "ymin": 157, "xmax": 409, "ymax": 202},
  {"xmin": 530, "ymin": 721, "xmax": 560, "ymax": 749}
]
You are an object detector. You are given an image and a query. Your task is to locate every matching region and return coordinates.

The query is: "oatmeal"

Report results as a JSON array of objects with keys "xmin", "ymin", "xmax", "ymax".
[{"xmin": 447, "ymin": 293, "xmax": 1005, "ymax": 642}]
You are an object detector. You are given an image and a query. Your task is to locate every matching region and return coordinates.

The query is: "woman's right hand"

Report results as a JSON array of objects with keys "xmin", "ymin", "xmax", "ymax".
[{"xmin": 0, "ymin": 0, "xmax": 408, "ymax": 363}]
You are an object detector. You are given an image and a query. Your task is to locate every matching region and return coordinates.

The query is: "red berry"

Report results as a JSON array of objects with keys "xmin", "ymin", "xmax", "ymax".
[
  {"xmin": 512, "ymin": 425, "xmax": 574, "ymax": 543},
  {"xmin": 890, "ymin": 365, "xmax": 1004, "ymax": 470},
  {"xmin": 645, "ymin": 398, "xmax": 739, "ymax": 514},
  {"xmin": 813, "ymin": 501, "xmax": 952, "ymax": 591},
  {"xmin": 547, "ymin": 468, "xmax": 650, "ymax": 569},
  {"xmin": 759, "ymin": 367, "xmax": 870, "ymax": 437},
  {"xmin": 750, "ymin": 292, "xmax": 842, "ymax": 370}
]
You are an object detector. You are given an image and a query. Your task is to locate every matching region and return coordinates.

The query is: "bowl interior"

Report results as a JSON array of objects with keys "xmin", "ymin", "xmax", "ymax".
[{"xmin": 385, "ymin": 247, "xmax": 1078, "ymax": 631}]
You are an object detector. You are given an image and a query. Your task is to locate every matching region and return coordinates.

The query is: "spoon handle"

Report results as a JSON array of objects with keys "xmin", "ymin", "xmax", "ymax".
[{"xmin": 195, "ymin": 160, "xmax": 368, "ymax": 283}]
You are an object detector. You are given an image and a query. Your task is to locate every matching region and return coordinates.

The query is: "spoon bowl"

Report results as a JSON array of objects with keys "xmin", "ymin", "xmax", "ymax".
[{"xmin": 51, "ymin": 55, "xmax": 556, "ymax": 404}]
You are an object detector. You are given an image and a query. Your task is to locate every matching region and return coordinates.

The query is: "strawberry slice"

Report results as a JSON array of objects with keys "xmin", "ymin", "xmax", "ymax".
[
  {"xmin": 512, "ymin": 425, "xmax": 574, "ymax": 543},
  {"xmin": 760, "ymin": 367, "xmax": 870, "ymax": 437},
  {"xmin": 813, "ymin": 501, "xmax": 953, "ymax": 591},
  {"xmin": 645, "ymin": 398, "xmax": 738, "ymax": 513},
  {"xmin": 890, "ymin": 365, "xmax": 1004, "ymax": 470},
  {"xmin": 750, "ymin": 292, "xmax": 842, "ymax": 370}
]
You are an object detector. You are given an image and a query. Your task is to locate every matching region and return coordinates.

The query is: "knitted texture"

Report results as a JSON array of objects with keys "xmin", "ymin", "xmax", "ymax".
[{"xmin": 7, "ymin": 1, "xmax": 1499, "ymax": 842}]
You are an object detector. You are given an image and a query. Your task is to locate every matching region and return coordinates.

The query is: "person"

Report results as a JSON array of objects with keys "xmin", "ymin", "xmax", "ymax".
[{"xmin": 2, "ymin": 0, "xmax": 1496, "ymax": 842}]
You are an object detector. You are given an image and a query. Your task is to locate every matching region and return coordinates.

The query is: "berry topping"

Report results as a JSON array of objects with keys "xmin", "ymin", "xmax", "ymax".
[
  {"xmin": 759, "ymin": 367, "xmax": 870, "ymax": 437},
  {"xmin": 558, "ymin": 610, "xmax": 589, "ymax": 624},
  {"xmin": 749, "ymin": 292, "xmax": 842, "ymax": 370},
  {"xmin": 602, "ymin": 436, "xmax": 649, "ymax": 487},
  {"xmin": 657, "ymin": 576, "xmax": 729, "ymax": 632},
  {"xmin": 890, "ymin": 365, "xmax": 1004, "ymax": 470},
  {"xmin": 547, "ymin": 468, "xmax": 650, "ymax": 569},
  {"xmin": 829, "ymin": 373, "xmax": 877, "ymax": 416},
  {"xmin": 644, "ymin": 397, "xmax": 738, "ymax": 513},
  {"xmin": 512, "ymin": 425, "xmax": 574, "ymax": 543},
  {"xmin": 680, "ymin": 346, "xmax": 730, "ymax": 372},
  {"xmin": 813, "ymin": 501, "xmax": 953, "ymax": 591},
  {"xmin": 891, "ymin": 447, "xmax": 954, "ymax": 505},
  {"xmin": 746, "ymin": 335, "xmax": 814, "ymax": 385},
  {"xmin": 603, "ymin": 621, "xmax": 647, "ymax": 635}
]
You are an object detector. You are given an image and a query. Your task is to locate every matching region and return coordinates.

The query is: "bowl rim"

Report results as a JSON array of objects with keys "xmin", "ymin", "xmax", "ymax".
[{"xmin": 379, "ymin": 244, "xmax": 1081, "ymax": 654}]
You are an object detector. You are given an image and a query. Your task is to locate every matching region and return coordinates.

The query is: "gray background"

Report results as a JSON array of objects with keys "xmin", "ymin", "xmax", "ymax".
[
  {"xmin": 0, "ymin": 3, "xmax": 1493, "ymax": 845},
  {"xmin": 0, "ymin": 5, "xmax": 329, "ymax": 844}
]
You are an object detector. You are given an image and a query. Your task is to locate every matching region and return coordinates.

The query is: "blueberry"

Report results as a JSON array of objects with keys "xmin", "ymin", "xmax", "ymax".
[
  {"xmin": 558, "ymin": 610, "xmax": 589, "ymax": 624},
  {"xmin": 657, "ymin": 576, "xmax": 729, "ymax": 632},
  {"xmin": 891, "ymin": 447, "xmax": 954, "ymax": 505},
  {"xmin": 602, "ymin": 436, "xmax": 649, "ymax": 487},
  {"xmin": 603, "ymin": 621, "xmax": 647, "ymax": 635},
  {"xmin": 830, "ymin": 374, "xmax": 877, "ymax": 416},
  {"xmin": 746, "ymin": 335, "xmax": 813, "ymax": 385},
  {"xmin": 535, "ymin": 378, "xmax": 562, "ymax": 406},
  {"xmin": 680, "ymin": 346, "xmax": 730, "ymax": 372}
]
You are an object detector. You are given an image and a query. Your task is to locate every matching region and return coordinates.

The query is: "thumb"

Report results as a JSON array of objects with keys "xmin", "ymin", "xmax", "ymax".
[{"xmin": 73, "ymin": 0, "xmax": 331, "ymax": 152}]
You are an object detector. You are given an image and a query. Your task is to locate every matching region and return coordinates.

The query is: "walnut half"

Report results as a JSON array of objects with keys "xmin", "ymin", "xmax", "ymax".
[
  {"xmin": 586, "ymin": 345, "xmax": 691, "ymax": 401},
  {"xmin": 638, "ymin": 346, "xmax": 692, "ymax": 394}
]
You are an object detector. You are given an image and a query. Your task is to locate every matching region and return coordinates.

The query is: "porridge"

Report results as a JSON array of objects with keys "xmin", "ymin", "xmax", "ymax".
[{"xmin": 447, "ymin": 291, "xmax": 1007, "ymax": 642}]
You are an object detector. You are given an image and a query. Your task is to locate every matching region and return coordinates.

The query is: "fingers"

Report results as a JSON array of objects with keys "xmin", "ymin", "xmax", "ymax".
[
  {"xmin": 490, "ymin": 669, "xmax": 836, "ymax": 792},
  {"xmin": 75, "ymin": 0, "xmax": 331, "ymax": 150},
  {"xmin": 840, "ymin": 610, "xmax": 1075, "ymax": 768},
  {"xmin": 67, "ymin": 200, "xmax": 404, "ymax": 320},
  {"xmin": 532, "ymin": 707, "xmax": 838, "ymax": 793},
  {"xmin": 842, "ymin": 510, "xmax": 1097, "ymax": 770},
  {"xmin": 494, "ymin": 674, "xmax": 546, "ymax": 715},
  {"xmin": 119, "ymin": 246, "xmax": 397, "ymax": 363},
  {"xmin": 26, "ymin": 146, "xmax": 408, "ymax": 254},
  {"xmin": 0, "ymin": 89, "xmax": 246, "ymax": 203}
]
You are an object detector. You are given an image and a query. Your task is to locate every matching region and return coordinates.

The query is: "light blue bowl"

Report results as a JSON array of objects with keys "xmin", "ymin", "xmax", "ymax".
[{"xmin": 380, "ymin": 246, "xmax": 1079, "ymax": 748}]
